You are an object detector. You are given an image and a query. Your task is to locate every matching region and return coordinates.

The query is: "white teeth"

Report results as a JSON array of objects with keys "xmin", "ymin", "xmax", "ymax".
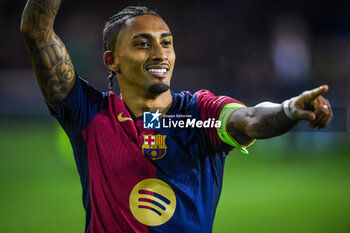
[{"xmin": 148, "ymin": 68, "xmax": 167, "ymax": 74}]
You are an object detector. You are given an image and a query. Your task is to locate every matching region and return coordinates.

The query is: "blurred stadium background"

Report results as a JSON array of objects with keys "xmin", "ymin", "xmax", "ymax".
[{"xmin": 1, "ymin": 0, "xmax": 349, "ymax": 232}]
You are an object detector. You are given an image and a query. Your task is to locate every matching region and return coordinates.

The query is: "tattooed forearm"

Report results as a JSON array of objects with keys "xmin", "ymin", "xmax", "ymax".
[
  {"xmin": 28, "ymin": 0, "xmax": 60, "ymax": 16},
  {"xmin": 228, "ymin": 103, "xmax": 298, "ymax": 143},
  {"xmin": 21, "ymin": 0, "xmax": 75, "ymax": 112},
  {"xmin": 20, "ymin": 0, "xmax": 61, "ymax": 39},
  {"xmin": 249, "ymin": 106, "xmax": 297, "ymax": 138}
]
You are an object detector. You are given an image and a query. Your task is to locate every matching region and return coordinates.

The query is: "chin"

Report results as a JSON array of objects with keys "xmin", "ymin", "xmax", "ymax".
[{"xmin": 148, "ymin": 83, "xmax": 170, "ymax": 94}]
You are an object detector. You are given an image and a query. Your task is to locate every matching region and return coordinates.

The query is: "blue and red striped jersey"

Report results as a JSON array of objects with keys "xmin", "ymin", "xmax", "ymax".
[{"xmin": 53, "ymin": 76, "xmax": 245, "ymax": 233}]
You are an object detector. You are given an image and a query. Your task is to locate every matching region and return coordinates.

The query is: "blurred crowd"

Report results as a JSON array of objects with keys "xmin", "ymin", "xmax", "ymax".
[{"xmin": 0, "ymin": 0, "xmax": 349, "ymax": 131}]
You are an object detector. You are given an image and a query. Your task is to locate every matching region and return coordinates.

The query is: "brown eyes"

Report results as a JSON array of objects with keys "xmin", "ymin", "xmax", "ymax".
[
  {"xmin": 162, "ymin": 41, "xmax": 171, "ymax": 46},
  {"xmin": 135, "ymin": 40, "xmax": 171, "ymax": 48},
  {"xmin": 136, "ymin": 42, "xmax": 150, "ymax": 48}
]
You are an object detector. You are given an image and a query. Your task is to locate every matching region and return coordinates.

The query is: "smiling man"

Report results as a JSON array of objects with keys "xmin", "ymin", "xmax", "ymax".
[
  {"xmin": 20, "ymin": 1, "xmax": 333, "ymax": 233},
  {"xmin": 103, "ymin": 13, "xmax": 175, "ymax": 118}
]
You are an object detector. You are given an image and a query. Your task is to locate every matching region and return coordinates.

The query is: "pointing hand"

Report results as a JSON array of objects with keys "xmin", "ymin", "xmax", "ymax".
[{"xmin": 287, "ymin": 85, "xmax": 333, "ymax": 130}]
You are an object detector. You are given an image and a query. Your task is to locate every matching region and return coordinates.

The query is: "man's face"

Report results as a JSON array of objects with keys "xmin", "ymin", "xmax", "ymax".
[{"xmin": 114, "ymin": 14, "xmax": 175, "ymax": 95}]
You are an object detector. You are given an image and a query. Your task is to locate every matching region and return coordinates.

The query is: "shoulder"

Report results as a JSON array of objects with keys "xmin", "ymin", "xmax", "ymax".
[
  {"xmin": 172, "ymin": 89, "xmax": 212, "ymax": 101},
  {"xmin": 193, "ymin": 89, "xmax": 215, "ymax": 100},
  {"xmin": 171, "ymin": 89, "xmax": 246, "ymax": 111},
  {"xmin": 195, "ymin": 89, "xmax": 246, "ymax": 107},
  {"xmin": 171, "ymin": 89, "xmax": 230, "ymax": 107}
]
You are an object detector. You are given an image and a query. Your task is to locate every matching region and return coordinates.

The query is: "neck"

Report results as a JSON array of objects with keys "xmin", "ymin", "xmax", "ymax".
[{"xmin": 120, "ymin": 87, "xmax": 173, "ymax": 118}]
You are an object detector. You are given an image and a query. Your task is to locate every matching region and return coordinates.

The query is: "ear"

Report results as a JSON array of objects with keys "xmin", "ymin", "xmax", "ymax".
[{"xmin": 103, "ymin": 50, "xmax": 120, "ymax": 73}]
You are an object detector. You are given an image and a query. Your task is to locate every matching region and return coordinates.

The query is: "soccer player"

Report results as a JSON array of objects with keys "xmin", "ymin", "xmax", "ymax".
[{"xmin": 20, "ymin": 1, "xmax": 333, "ymax": 233}]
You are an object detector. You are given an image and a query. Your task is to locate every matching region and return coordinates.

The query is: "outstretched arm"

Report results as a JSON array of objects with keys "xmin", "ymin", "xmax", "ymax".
[
  {"xmin": 20, "ymin": 0, "xmax": 75, "ymax": 112},
  {"xmin": 228, "ymin": 85, "xmax": 333, "ymax": 145}
]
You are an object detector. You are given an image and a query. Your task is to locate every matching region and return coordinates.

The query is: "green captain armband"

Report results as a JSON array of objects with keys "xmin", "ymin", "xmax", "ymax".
[{"xmin": 217, "ymin": 103, "xmax": 255, "ymax": 154}]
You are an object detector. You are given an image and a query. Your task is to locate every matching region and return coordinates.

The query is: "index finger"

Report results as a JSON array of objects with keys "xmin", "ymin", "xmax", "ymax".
[{"xmin": 305, "ymin": 85, "xmax": 329, "ymax": 101}]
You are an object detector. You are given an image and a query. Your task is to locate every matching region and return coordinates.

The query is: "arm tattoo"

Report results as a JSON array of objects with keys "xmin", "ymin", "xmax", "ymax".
[
  {"xmin": 21, "ymin": 0, "xmax": 61, "ymax": 39},
  {"xmin": 229, "ymin": 105, "xmax": 297, "ymax": 143},
  {"xmin": 253, "ymin": 108, "xmax": 293, "ymax": 138},
  {"xmin": 27, "ymin": 0, "xmax": 60, "ymax": 16},
  {"xmin": 21, "ymin": 0, "xmax": 75, "ymax": 112},
  {"xmin": 27, "ymin": 35, "xmax": 75, "ymax": 110},
  {"xmin": 246, "ymin": 106, "xmax": 297, "ymax": 139}
]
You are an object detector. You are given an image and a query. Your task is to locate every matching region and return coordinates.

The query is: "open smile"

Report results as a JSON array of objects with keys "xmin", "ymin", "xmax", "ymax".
[{"xmin": 145, "ymin": 64, "xmax": 170, "ymax": 79}]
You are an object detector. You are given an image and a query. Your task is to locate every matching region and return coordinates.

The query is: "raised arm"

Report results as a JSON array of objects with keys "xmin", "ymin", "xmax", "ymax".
[
  {"xmin": 228, "ymin": 85, "xmax": 333, "ymax": 145},
  {"xmin": 20, "ymin": 0, "xmax": 75, "ymax": 112}
]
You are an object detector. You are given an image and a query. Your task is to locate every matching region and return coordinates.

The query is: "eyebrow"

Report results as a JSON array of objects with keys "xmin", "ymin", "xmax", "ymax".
[{"xmin": 132, "ymin": 33, "xmax": 172, "ymax": 40}]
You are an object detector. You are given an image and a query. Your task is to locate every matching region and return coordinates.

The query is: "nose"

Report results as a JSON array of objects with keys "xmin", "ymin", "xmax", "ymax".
[{"xmin": 151, "ymin": 43, "xmax": 167, "ymax": 61}]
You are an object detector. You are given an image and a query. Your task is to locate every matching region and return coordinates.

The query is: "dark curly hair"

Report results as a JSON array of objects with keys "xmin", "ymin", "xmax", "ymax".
[{"xmin": 103, "ymin": 6, "xmax": 162, "ymax": 87}]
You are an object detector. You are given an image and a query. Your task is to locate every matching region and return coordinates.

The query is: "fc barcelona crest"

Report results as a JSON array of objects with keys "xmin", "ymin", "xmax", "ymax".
[{"xmin": 142, "ymin": 134, "xmax": 167, "ymax": 160}]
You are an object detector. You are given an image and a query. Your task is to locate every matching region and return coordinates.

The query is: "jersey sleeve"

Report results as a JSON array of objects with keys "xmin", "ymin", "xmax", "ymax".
[
  {"xmin": 49, "ymin": 75, "xmax": 107, "ymax": 139},
  {"xmin": 195, "ymin": 89, "xmax": 253, "ymax": 154}
]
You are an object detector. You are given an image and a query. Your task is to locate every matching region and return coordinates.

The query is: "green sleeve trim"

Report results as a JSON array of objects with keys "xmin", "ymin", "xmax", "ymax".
[{"xmin": 217, "ymin": 103, "xmax": 255, "ymax": 154}]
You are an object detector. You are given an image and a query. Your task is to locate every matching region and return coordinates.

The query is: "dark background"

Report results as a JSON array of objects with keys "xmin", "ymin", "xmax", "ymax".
[
  {"xmin": 1, "ymin": 0, "xmax": 350, "ymax": 114},
  {"xmin": 0, "ymin": 1, "xmax": 349, "ymax": 232}
]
